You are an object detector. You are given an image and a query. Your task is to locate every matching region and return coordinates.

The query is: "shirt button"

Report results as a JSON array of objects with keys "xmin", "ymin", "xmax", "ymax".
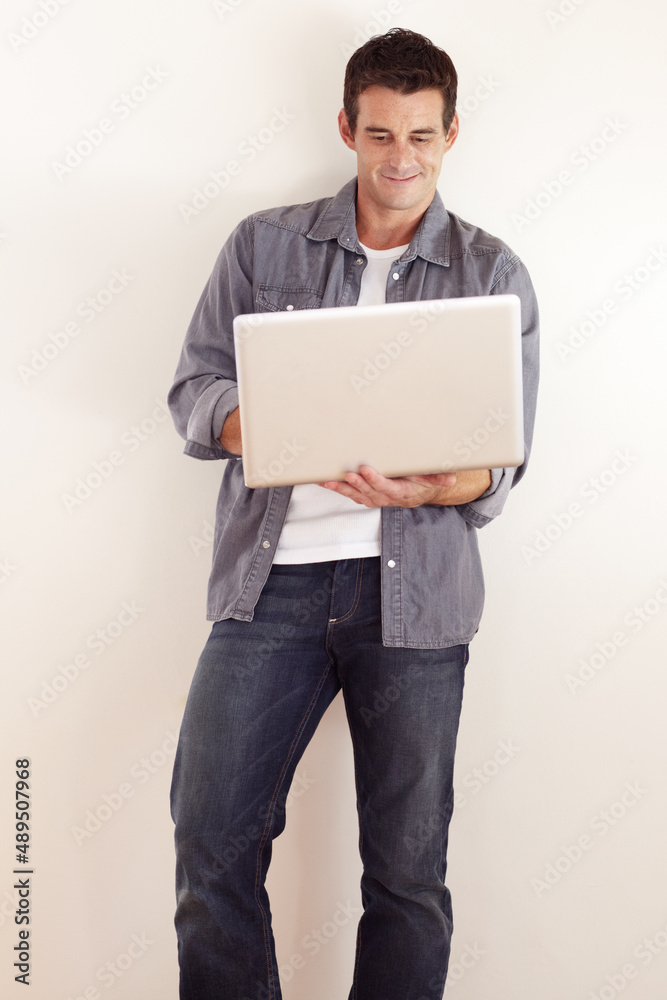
[
  {"xmin": 356, "ymin": 257, "xmax": 364, "ymax": 264},
  {"xmin": 387, "ymin": 559, "xmax": 396, "ymax": 568},
  {"xmin": 262, "ymin": 540, "xmax": 270, "ymax": 549},
  {"xmin": 285, "ymin": 304, "xmax": 294, "ymax": 311},
  {"xmin": 392, "ymin": 272, "xmax": 400, "ymax": 280}
]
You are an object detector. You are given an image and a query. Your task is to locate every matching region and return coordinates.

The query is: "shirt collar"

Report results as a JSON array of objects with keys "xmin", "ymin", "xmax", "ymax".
[{"xmin": 306, "ymin": 176, "xmax": 451, "ymax": 267}]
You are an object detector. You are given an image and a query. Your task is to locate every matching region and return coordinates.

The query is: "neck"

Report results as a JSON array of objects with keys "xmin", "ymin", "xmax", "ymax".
[
  {"xmin": 353, "ymin": 179, "xmax": 435, "ymax": 250},
  {"xmin": 355, "ymin": 206, "xmax": 422, "ymax": 250}
]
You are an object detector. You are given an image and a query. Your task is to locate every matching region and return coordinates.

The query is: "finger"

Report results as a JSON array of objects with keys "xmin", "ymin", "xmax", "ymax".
[
  {"xmin": 355, "ymin": 465, "xmax": 402, "ymax": 495},
  {"xmin": 319, "ymin": 481, "xmax": 369, "ymax": 505},
  {"xmin": 343, "ymin": 471, "xmax": 378, "ymax": 495}
]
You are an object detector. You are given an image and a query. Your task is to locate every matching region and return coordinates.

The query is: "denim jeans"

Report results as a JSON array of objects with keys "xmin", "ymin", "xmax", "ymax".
[{"xmin": 171, "ymin": 557, "xmax": 468, "ymax": 1000}]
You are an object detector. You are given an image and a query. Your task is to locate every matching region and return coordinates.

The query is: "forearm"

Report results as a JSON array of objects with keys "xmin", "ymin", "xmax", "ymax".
[
  {"xmin": 220, "ymin": 406, "xmax": 242, "ymax": 455},
  {"xmin": 428, "ymin": 469, "xmax": 492, "ymax": 506}
]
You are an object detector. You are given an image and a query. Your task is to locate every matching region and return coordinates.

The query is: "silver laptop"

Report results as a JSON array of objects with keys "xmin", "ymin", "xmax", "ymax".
[{"xmin": 233, "ymin": 295, "xmax": 523, "ymax": 488}]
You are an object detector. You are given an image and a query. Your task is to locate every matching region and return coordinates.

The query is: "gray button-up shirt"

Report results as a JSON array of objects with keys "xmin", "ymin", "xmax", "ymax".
[{"xmin": 168, "ymin": 178, "xmax": 539, "ymax": 648}]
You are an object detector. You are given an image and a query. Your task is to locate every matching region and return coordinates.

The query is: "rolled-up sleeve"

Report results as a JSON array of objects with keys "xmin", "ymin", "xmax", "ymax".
[
  {"xmin": 168, "ymin": 216, "xmax": 255, "ymax": 461},
  {"xmin": 458, "ymin": 255, "xmax": 540, "ymax": 527}
]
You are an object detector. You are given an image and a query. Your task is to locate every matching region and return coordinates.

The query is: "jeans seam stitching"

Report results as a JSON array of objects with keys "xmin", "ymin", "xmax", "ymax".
[{"xmin": 327, "ymin": 559, "xmax": 365, "ymax": 625}]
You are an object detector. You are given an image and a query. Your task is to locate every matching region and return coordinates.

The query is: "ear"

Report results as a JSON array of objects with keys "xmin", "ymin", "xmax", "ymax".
[
  {"xmin": 444, "ymin": 112, "xmax": 460, "ymax": 153},
  {"xmin": 338, "ymin": 108, "xmax": 357, "ymax": 151}
]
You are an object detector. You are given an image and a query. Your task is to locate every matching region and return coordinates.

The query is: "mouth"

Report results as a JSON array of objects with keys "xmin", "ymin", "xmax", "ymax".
[{"xmin": 382, "ymin": 174, "xmax": 420, "ymax": 185}]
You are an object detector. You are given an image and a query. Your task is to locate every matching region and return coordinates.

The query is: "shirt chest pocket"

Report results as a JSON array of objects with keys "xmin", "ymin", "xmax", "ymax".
[{"xmin": 256, "ymin": 286, "xmax": 324, "ymax": 312}]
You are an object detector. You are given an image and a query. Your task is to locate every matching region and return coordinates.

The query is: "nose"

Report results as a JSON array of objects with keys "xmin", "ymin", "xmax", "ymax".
[{"xmin": 387, "ymin": 138, "xmax": 414, "ymax": 175}]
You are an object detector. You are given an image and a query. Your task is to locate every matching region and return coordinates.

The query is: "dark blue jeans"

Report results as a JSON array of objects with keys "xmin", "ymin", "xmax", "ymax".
[{"xmin": 171, "ymin": 557, "xmax": 468, "ymax": 1000}]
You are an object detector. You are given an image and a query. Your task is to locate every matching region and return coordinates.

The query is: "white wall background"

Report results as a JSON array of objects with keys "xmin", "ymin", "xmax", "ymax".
[{"xmin": 2, "ymin": 0, "xmax": 666, "ymax": 997}]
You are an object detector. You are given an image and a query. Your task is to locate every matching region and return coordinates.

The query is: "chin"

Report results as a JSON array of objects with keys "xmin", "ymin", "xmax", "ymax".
[{"xmin": 388, "ymin": 189, "xmax": 424, "ymax": 209}]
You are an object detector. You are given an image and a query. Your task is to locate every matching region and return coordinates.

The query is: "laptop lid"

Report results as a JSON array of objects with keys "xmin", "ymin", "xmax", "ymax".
[{"xmin": 233, "ymin": 294, "xmax": 523, "ymax": 488}]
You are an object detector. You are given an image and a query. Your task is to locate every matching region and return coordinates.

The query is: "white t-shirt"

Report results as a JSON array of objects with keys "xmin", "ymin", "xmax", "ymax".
[{"xmin": 272, "ymin": 241, "xmax": 410, "ymax": 564}]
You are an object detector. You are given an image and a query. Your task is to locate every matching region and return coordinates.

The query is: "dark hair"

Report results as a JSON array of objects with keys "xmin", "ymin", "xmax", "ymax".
[{"xmin": 343, "ymin": 27, "xmax": 458, "ymax": 135}]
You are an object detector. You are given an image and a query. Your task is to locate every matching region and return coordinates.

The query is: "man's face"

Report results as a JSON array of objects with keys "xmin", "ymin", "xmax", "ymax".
[{"xmin": 338, "ymin": 85, "xmax": 458, "ymax": 219}]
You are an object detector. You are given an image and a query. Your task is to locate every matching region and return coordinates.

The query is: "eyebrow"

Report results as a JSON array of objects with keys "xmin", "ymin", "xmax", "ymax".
[{"xmin": 363, "ymin": 126, "xmax": 440, "ymax": 135}]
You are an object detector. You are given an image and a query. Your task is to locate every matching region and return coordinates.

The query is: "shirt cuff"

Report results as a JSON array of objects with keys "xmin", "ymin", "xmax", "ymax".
[
  {"xmin": 184, "ymin": 383, "xmax": 240, "ymax": 461},
  {"xmin": 456, "ymin": 467, "xmax": 509, "ymax": 528}
]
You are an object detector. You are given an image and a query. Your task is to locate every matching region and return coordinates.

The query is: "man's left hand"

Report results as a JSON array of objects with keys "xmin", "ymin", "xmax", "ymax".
[
  {"xmin": 319, "ymin": 465, "xmax": 493, "ymax": 507},
  {"xmin": 319, "ymin": 466, "xmax": 457, "ymax": 508}
]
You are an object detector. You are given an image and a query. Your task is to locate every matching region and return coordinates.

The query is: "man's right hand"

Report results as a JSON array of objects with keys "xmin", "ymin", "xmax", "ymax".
[{"xmin": 220, "ymin": 407, "xmax": 242, "ymax": 455}]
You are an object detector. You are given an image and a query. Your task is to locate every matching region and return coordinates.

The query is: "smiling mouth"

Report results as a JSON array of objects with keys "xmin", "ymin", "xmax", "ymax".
[{"xmin": 382, "ymin": 174, "xmax": 419, "ymax": 183}]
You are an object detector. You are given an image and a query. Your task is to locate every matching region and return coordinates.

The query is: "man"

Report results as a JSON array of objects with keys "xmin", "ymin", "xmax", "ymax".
[{"xmin": 168, "ymin": 27, "xmax": 539, "ymax": 1000}]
